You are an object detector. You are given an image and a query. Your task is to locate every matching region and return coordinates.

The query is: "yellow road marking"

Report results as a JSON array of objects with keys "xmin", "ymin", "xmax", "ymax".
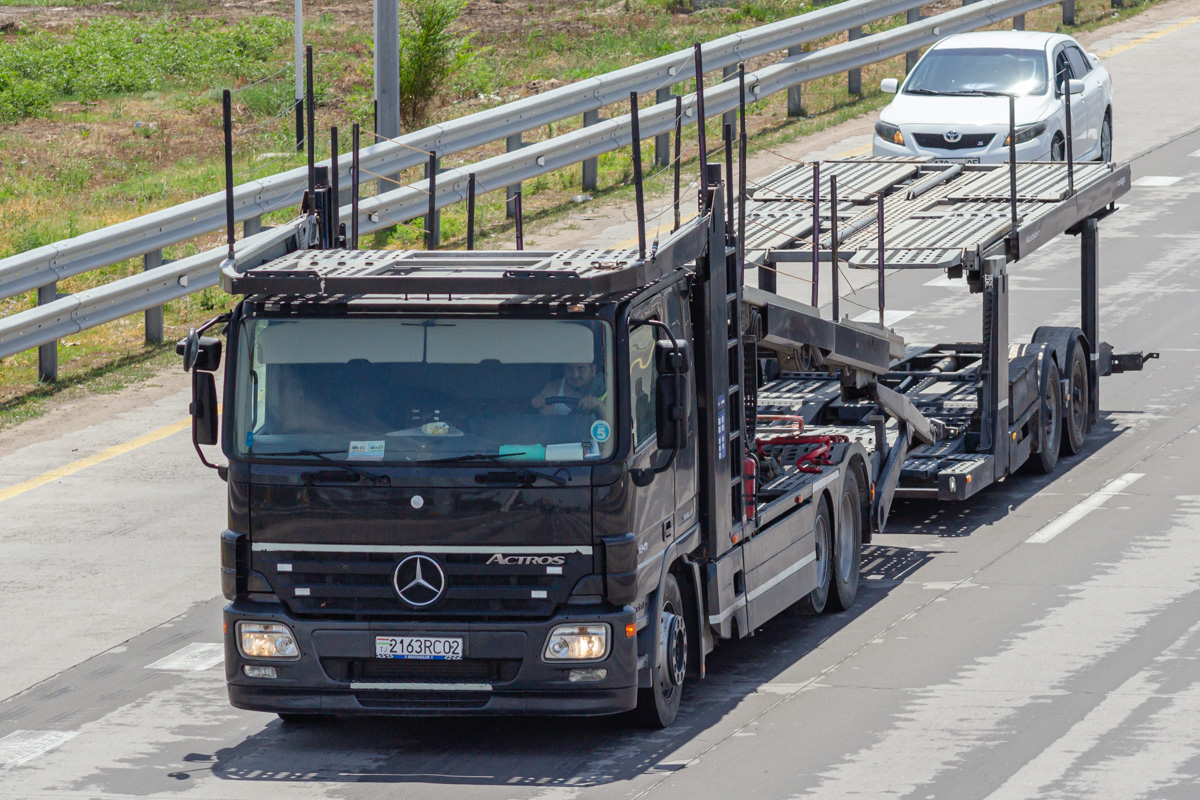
[
  {"xmin": 0, "ymin": 416, "xmax": 192, "ymax": 504},
  {"xmin": 1098, "ymin": 15, "xmax": 1200, "ymax": 59}
]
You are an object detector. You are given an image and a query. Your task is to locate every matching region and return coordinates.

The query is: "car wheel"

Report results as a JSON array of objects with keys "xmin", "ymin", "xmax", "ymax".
[
  {"xmin": 1099, "ymin": 113, "xmax": 1112, "ymax": 162},
  {"xmin": 1051, "ymin": 132, "xmax": 1066, "ymax": 162}
]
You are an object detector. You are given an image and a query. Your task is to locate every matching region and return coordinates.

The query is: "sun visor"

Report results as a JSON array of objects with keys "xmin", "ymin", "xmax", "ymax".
[{"xmin": 426, "ymin": 320, "xmax": 595, "ymax": 364}]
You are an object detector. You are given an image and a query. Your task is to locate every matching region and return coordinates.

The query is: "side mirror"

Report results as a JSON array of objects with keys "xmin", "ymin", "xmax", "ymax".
[
  {"xmin": 177, "ymin": 331, "xmax": 222, "ymax": 372},
  {"xmin": 1067, "ymin": 79, "xmax": 1085, "ymax": 95},
  {"xmin": 191, "ymin": 371, "xmax": 219, "ymax": 446},
  {"xmin": 880, "ymin": 78, "xmax": 899, "ymax": 94},
  {"xmin": 654, "ymin": 373, "xmax": 683, "ymax": 450},
  {"xmin": 654, "ymin": 339, "xmax": 689, "ymax": 375}
]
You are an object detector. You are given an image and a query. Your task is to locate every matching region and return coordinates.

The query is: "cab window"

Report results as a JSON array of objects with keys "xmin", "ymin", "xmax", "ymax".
[{"xmin": 629, "ymin": 322, "xmax": 658, "ymax": 449}]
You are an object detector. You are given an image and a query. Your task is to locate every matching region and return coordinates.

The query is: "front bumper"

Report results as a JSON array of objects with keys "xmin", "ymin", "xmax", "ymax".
[
  {"xmin": 224, "ymin": 601, "xmax": 639, "ymax": 716},
  {"xmin": 872, "ymin": 133, "xmax": 1050, "ymax": 164}
]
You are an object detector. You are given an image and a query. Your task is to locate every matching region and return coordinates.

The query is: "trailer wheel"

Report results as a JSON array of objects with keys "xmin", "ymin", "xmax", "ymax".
[
  {"xmin": 1061, "ymin": 342, "xmax": 1089, "ymax": 456},
  {"xmin": 636, "ymin": 573, "xmax": 686, "ymax": 728},
  {"xmin": 828, "ymin": 470, "xmax": 862, "ymax": 612},
  {"xmin": 1030, "ymin": 358, "xmax": 1063, "ymax": 474},
  {"xmin": 796, "ymin": 497, "xmax": 833, "ymax": 615}
]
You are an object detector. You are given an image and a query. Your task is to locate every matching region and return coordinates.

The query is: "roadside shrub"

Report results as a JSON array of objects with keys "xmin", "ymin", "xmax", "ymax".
[
  {"xmin": 0, "ymin": 76, "xmax": 52, "ymax": 124},
  {"xmin": 396, "ymin": 0, "xmax": 477, "ymax": 128}
]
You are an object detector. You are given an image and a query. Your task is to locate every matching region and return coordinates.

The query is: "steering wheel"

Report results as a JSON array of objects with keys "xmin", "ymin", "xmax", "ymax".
[{"xmin": 542, "ymin": 396, "xmax": 581, "ymax": 408}]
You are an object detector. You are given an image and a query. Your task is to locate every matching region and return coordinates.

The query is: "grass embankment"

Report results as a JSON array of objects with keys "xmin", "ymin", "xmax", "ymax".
[{"xmin": 0, "ymin": 0, "xmax": 1166, "ymax": 431}]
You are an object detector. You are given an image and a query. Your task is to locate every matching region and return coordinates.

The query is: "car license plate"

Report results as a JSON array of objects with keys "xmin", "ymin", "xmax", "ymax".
[
  {"xmin": 375, "ymin": 636, "xmax": 463, "ymax": 660},
  {"xmin": 934, "ymin": 157, "xmax": 980, "ymax": 164}
]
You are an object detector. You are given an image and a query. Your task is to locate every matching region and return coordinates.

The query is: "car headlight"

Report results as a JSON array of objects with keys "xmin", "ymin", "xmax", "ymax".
[
  {"xmin": 1004, "ymin": 121, "xmax": 1047, "ymax": 146},
  {"xmin": 874, "ymin": 121, "xmax": 904, "ymax": 145},
  {"xmin": 236, "ymin": 621, "xmax": 300, "ymax": 660},
  {"xmin": 543, "ymin": 624, "xmax": 610, "ymax": 662}
]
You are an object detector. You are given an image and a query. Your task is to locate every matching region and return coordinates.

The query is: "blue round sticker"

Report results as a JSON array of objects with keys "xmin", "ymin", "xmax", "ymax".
[{"xmin": 590, "ymin": 420, "xmax": 611, "ymax": 443}]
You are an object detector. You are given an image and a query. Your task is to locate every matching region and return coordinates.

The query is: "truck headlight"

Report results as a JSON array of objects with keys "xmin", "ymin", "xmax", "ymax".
[
  {"xmin": 1004, "ymin": 121, "xmax": 1047, "ymax": 146},
  {"xmin": 874, "ymin": 121, "xmax": 904, "ymax": 145},
  {"xmin": 236, "ymin": 622, "xmax": 300, "ymax": 660},
  {"xmin": 543, "ymin": 624, "xmax": 609, "ymax": 662}
]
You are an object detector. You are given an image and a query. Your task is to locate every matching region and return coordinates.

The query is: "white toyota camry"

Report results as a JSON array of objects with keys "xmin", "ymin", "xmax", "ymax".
[{"xmin": 871, "ymin": 31, "xmax": 1112, "ymax": 164}]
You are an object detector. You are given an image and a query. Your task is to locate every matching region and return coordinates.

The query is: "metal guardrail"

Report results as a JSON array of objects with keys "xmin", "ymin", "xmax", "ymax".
[{"xmin": 0, "ymin": 0, "xmax": 1065, "ymax": 364}]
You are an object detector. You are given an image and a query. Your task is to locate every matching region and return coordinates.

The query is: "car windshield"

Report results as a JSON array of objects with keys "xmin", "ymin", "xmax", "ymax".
[
  {"xmin": 905, "ymin": 47, "xmax": 1049, "ymax": 96},
  {"xmin": 233, "ymin": 316, "xmax": 616, "ymax": 464}
]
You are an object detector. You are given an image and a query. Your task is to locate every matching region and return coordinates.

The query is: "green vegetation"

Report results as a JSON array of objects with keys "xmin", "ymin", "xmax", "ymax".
[{"xmin": 398, "ymin": 0, "xmax": 479, "ymax": 128}]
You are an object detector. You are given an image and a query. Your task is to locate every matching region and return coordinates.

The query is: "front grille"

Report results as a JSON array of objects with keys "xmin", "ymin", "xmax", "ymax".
[
  {"xmin": 355, "ymin": 692, "xmax": 491, "ymax": 711},
  {"xmin": 256, "ymin": 548, "xmax": 585, "ymax": 620},
  {"xmin": 322, "ymin": 658, "xmax": 519, "ymax": 684},
  {"xmin": 913, "ymin": 132, "xmax": 994, "ymax": 151}
]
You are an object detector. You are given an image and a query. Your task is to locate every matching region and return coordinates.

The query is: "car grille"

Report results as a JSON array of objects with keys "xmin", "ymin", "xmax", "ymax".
[
  {"xmin": 256, "ymin": 549, "xmax": 583, "ymax": 620},
  {"xmin": 913, "ymin": 132, "xmax": 995, "ymax": 151},
  {"xmin": 322, "ymin": 657, "xmax": 520, "ymax": 684}
]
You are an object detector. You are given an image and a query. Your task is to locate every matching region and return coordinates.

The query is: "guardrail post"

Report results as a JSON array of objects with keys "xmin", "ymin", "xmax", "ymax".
[
  {"xmin": 655, "ymin": 87, "xmax": 671, "ymax": 168},
  {"xmin": 425, "ymin": 151, "xmax": 441, "ymax": 250},
  {"xmin": 243, "ymin": 216, "xmax": 262, "ymax": 237},
  {"xmin": 37, "ymin": 282, "xmax": 57, "ymax": 382},
  {"xmin": 848, "ymin": 26, "xmax": 863, "ymax": 95},
  {"xmin": 144, "ymin": 250, "xmax": 164, "ymax": 345},
  {"xmin": 1063, "ymin": 0, "xmax": 1075, "ymax": 24},
  {"xmin": 1013, "ymin": 13, "xmax": 1025, "ymax": 29},
  {"xmin": 787, "ymin": 46, "xmax": 804, "ymax": 117},
  {"xmin": 722, "ymin": 65, "xmax": 737, "ymax": 130},
  {"xmin": 506, "ymin": 133, "xmax": 522, "ymax": 218},
  {"xmin": 906, "ymin": 9, "xmax": 922, "ymax": 73},
  {"xmin": 582, "ymin": 110, "xmax": 599, "ymax": 192}
]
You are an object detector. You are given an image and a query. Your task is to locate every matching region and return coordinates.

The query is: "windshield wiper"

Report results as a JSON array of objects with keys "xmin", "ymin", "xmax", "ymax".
[
  {"xmin": 262, "ymin": 449, "xmax": 390, "ymax": 486},
  {"xmin": 904, "ymin": 88, "xmax": 946, "ymax": 96},
  {"xmin": 431, "ymin": 452, "xmax": 568, "ymax": 486}
]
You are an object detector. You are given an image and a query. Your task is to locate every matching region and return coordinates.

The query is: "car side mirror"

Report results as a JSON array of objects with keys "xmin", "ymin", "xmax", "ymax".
[
  {"xmin": 1067, "ymin": 79, "xmax": 1085, "ymax": 95},
  {"xmin": 880, "ymin": 78, "xmax": 898, "ymax": 94},
  {"xmin": 177, "ymin": 330, "xmax": 222, "ymax": 372},
  {"xmin": 191, "ymin": 371, "xmax": 219, "ymax": 447}
]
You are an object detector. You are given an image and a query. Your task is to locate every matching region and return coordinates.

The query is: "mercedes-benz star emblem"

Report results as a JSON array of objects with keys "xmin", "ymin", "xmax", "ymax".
[
  {"xmin": 393, "ymin": 555, "xmax": 446, "ymax": 607},
  {"xmin": 943, "ymin": 130, "xmax": 962, "ymax": 143}
]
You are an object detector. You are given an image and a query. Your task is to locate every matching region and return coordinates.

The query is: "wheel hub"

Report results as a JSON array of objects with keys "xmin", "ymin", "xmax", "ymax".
[{"xmin": 662, "ymin": 611, "xmax": 687, "ymax": 688}]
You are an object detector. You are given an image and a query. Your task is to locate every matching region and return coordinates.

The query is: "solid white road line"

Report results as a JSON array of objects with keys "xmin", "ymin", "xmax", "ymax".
[
  {"xmin": 145, "ymin": 642, "xmax": 225, "ymax": 672},
  {"xmin": 1025, "ymin": 473, "xmax": 1145, "ymax": 544},
  {"xmin": 0, "ymin": 730, "xmax": 79, "ymax": 769}
]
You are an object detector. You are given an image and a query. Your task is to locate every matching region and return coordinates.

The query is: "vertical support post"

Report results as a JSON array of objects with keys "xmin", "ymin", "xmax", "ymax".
[
  {"xmin": 787, "ymin": 45, "xmax": 804, "ymax": 117},
  {"xmin": 329, "ymin": 126, "xmax": 340, "ymax": 246},
  {"xmin": 722, "ymin": 65, "xmax": 737, "ymax": 130},
  {"xmin": 426, "ymin": 150, "xmax": 439, "ymax": 250},
  {"xmin": 906, "ymin": 9, "xmax": 922, "ymax": 73},
  {"xmin": 655, "ymin": 87, "xmax": 671, "ymax": 168},
  {"xmin": 723, "ymin": 123, "xmax": 734, "ymax": 240},
  {"xmin": 811, "ymin": 162, "xmax": 820, "ymax": 308},
  {"xmin": 581, "ymin": 110, "xmax": 599, "ymax": 192},
  {"xmin": 351, "ymin": 122, "xmax": 360, "ymax": 249},
  {"xmin": 294, "ymin": 0, "xmax": 304, "ymax": 151},
  {"xmin": 876, "ymin": 192, "xmax": 885, "ymax": 328},
  {"xmin": 374, "ymin": 0, "xmax": 400, "ymax": 141},
  {"xmin": 1063, "ymin": 69, "xmax": 1075, "ymax": 195},
  {"xmin": 305, "ymin": 45, "xmax": 315, "ymax": 206},
  {"xmin": 506, "ymin": 133, "xmax": 522, "ymax": 218},
  {"xmin": 1063, "ymin": 0, "xmax": 1075, "ymax": 26},
  {"xmin": 514, "ymin": 191, "xmax": 524, "ymax": 251},
  {"xmin": 693, "ymin": 42, "xmax": 710, "ymax": 209},
  {"xmin": 982, "ymin": 254, "xmax": 1009, "ymax": 474},
  {"xmin": 1081, "ymin": 217, "xmax": 1100, "ymax": 425},
  {"xmin": 1008, "ymin": 94, "xmax": 1018, "ymax": 241},
  {"xmin": 630, "ymin": 92, "xmax": 647, "ymax": 261},
  {"xmin": 1013, "ymin": 13, "xmax": 1025, "ymax": 30},
  {"xmin": 830, "ymin": 175, "xmax": 839, "ymax": 321},
  {"xmin": 467, "ymin": 173, "xmax": 477, "ymax": 250},
  {"xmin": 243, "ymin": 217, "xmax": 262, "ymax": 237},
  {"xmin": 144, "ymin": 251, "xmax": 164, "ymax": 345},
  {"xmin": 673, "ymin": 95, "xmax": 683, "ymax": 232},
  {"xmin": 222, "ymin": 90, "xmax": 235, "ymax": 264},
  {"xmin": 737, "ymin": 63, "xmax": 747, "ymax": 278},
  {"xmin": 37, "ymin": 283, "xmax": 57, "ymax": 382},
  {"xmin": 848, "ymin": 27, "xmax": 862, "ymax": 95}
]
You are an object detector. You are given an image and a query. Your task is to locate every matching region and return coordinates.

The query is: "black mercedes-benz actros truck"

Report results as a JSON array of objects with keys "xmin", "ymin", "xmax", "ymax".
[{"xmin": 181, "ymin": 156, "xmax": 1146, "ymax": 727}]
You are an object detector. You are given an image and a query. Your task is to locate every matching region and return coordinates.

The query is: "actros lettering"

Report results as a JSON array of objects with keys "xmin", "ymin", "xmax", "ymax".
[{"xmin": 486, "ymin": 554, "xmax": 567, "ymax": 566}]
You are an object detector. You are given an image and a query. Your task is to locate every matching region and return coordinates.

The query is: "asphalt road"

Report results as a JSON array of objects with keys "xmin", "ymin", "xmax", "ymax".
[{"xmin": 3, "ymin": 3, "xmax": 1200, "ymax": 798}]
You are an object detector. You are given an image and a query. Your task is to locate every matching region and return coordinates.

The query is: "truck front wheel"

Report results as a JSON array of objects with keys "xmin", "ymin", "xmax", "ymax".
[{"xmin": 636, "ymin": 573, "xmax": 687, "ymax": 728}]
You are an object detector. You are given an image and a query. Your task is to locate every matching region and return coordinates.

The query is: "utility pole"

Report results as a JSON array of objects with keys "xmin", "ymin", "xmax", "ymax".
[{"xmin": 374, "ymin": 0, "xmax": 401, "ymax": 141}]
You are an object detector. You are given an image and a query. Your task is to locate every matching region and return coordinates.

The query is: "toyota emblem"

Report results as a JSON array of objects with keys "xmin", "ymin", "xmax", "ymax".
[
  {"xmin": 943, "ymin": 130, "xmax": 962, "ymax": 143},
  {"xmin": 393, "ymin": 555, "xmax": 446, "ymax": 607}
]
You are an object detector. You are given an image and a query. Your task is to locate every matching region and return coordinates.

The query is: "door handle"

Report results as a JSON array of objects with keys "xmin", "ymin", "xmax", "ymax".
[{"xmin": 662, "ymin": 518, "xmax": 674, "ymax": 541}]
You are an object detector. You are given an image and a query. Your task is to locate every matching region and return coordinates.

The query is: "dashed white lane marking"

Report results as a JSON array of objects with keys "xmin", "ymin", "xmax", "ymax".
[
  {"xmin": 1025, "ymin": 473, "xmax": 1145, "ymax": 544},
  {"xmin": 1132, "ymin": 176, "xmax": 1182, "ymax": 187},
  {"xmin": 1190, "ymin": 149, "xmax": 1200, "ymax": 158},
  {"xmin": 851, "ymin": 309, "xmax": 913, "ymax": 325},
  {"xmin": 145, "ymin": 642, "xmax": 224, "ymax": 671},
  {"xmin": 0, "ymin": 730, "xmax": 78, "ymax": 769}
]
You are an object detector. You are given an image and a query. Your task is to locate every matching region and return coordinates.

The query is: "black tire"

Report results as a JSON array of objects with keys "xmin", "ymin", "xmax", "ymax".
[
  {"xmin": 1061, "ymin": 342, "xmax": 1089, "ymax": 456},
  {"xmin": 1030, "ymin": 357, "xmax": 1062, "ymax": 474},
  {"xmin": 828, "ymin": 470, "xmax": 862, "ymax": 613},
  {"xmin": 1099, "ymin": 113, "xmax": 1112, "ymax": 163},
  {"xmin": 635, "ymin": 572, "xmax": 687, "ymax": 729},
  {"xmin": 1050, "ymin": 132, "xmax": 1066, "ymax": 162},
  {"xmin": 795, "ymin": 497, "xmax": 833, "ymax": 615}
]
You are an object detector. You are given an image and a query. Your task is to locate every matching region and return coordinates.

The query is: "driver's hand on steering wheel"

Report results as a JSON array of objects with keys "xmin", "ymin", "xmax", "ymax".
[
  {"xmin": 576, "ymin": 395, "xmax": 600, "ymax": 412},
  {"xmin": 531, "ymin": 394, "xmax": 546, "ymax": 409}
]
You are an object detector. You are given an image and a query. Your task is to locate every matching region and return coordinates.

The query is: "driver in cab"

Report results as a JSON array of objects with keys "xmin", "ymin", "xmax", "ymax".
[{"xmin": 531, "ymin": 361, "xmax": 607, "ymax": 415}]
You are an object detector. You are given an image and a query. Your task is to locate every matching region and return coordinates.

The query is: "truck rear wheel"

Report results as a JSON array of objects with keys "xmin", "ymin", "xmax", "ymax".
[
  {"xmin": 1061, "ymin": 342, "xmax": 1089, "ymax": 456},
  {"xmin": 635, "ymin": 573, "xmax": 686, "ymax": 728},
  {"xmin": 828, "ymin": 470, "xmax": 862, "ymax": 612},
  {"xmin": 1030, "ymin": 358, "xmax": 1062, "ymax": 474},
  {"xmin": 795, "ymin": 498, "xmax": 833, "ymax": 615}
]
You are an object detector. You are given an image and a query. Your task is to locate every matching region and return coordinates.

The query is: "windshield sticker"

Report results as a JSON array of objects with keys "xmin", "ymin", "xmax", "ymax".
[
  {"xmin": 590, "ymin": 420, "xmax": 612, "ymax": 443},
  {"xmin": 347, "ymin": 440, "xmax": 386, "ymax": 461}
]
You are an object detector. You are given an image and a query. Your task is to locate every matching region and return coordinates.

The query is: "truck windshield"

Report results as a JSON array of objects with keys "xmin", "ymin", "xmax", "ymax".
[
  {"xmin": 233, "ymin": 316, "xmax": 617, "ymax": 464},
  {"xmin": 905, "ymin": 47, "xmax": 1049, "ymax": 97}
]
